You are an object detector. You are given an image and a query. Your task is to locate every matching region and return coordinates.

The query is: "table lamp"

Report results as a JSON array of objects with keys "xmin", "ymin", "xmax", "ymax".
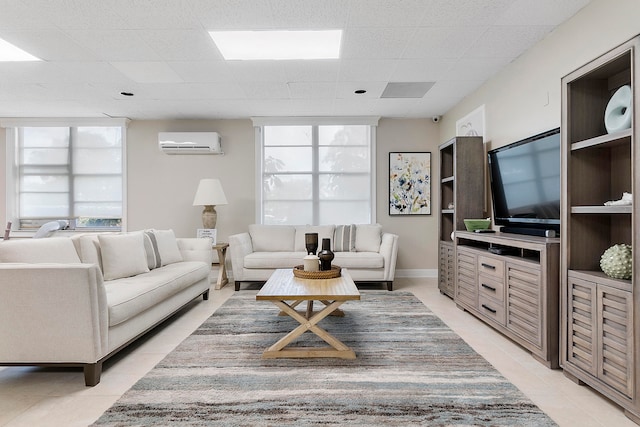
[{"xmin": 193, "ymin": 178, "xmax": 228, "ymax": 229}]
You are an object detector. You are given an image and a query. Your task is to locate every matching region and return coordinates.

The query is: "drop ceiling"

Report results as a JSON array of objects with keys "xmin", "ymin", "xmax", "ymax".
[{"xmin": 0, "ymin": 0, "xmax": 591, "ymax": 120}]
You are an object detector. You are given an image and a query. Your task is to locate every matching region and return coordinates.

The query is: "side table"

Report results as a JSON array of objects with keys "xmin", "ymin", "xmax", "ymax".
[{"xmin": 212, "ymin": 242, "xmax": 229, "ymax": 290}]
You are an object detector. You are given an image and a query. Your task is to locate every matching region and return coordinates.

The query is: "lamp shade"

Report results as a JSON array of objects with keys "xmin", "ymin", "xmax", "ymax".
[{"xmin": 193, "ymin": 179, "xmax": 228, "ymax": 206}]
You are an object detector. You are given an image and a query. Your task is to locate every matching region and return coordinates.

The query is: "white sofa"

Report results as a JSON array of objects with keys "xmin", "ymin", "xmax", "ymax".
[
  {"xmin": 0, "ymin": 230, "xmax": 212, "ymax": 386},
  {"xmin": 229, "ymin": 224, "xmax": 399, "ymax": 291}
]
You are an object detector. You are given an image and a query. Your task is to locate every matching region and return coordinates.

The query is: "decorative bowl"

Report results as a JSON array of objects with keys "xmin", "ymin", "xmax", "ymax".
[{"xmin": 463, "ymin": 219, "xmax": 491, "ymax": 231}]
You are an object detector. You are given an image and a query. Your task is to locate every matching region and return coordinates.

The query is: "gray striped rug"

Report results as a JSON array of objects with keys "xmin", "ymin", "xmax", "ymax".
[{"xmin": 92, "ymin": 291, "xmax": 556, "ymax": 426}]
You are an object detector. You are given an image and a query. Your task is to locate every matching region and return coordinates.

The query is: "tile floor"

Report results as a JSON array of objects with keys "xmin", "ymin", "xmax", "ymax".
[{"xmin": 0, "ymin": 277, "xmax": 636, "ymax": 427}]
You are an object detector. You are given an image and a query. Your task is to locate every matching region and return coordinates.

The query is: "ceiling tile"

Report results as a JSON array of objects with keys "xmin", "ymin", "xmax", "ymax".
[
  {"xmin": 390, "ymin": 59, "xmax": 457, "ymax": 81},
  {"xmin": 111, "ymin": 0, "xmax": 202, "ymax": 29},
  {"xmin": 467, "ymin": 25, "xmax": 555, "ymax": 58},
  {"xmin": 338, "ymin": 59, "xmax": 397, "ymax": 82},
  {"xmin": 268, "ymin": 0, "xmax": 350, "ymax": 29},
  {"xmin": 54, "ymin": 62, "xmax": 132, "ymax": 84},
  {"xmin": 225, "ymin": 61, "xmax": 288, "ymax": 83},
  {"xmin": 495, "ymin": 0, "xmax": 592, "ymax": 25},
  {"xmin": 0, "ymin": 30, "xmax": 96, "ymax": 61},
  {"xmin": 139, "ymin": 30, "xmax": 222, "ymax": 61},
  {"xmin": 283, "ymin": 60, "xmax": 340, "ymax": 83},
  {"xmin": 64, "ymin": 30, "xmax": 162, "ymax": 61},
  {"xmin": 168, "ymin": 61, "xmax": 233, "ymax": 83},
  {"xmin": 242, "ymin": 82, "xmax": 290, "ymax": 99},
  {"xmin": 442, "ymin": 57, "xmax": 513, "ymax": 81},
  {"xmin": 0, "ymin": 62, "xmax": 76, "ymax": 84},
  {"xmin": 418, "ymin": 0, "xmax": 514, "ymax": 26},
  {"xmin": 348, "ymin": 0, "xmax": 427, "ymax": 27},
  {"xmin": 287, "ymin": 82, "xmax": 337, "ymax": 99},
  {"xmin": 191, "ymin": 0, "xmax": 275, "ymax": 30},
  {"xmin": 0, "ymin": 0, "xmax": 58, "ymax": 30},
  {"xmin": 38, "ymin": 1, "xmax": 127, "ymax": 30},
  {"xmin": 403, "ymin": 26, "xmax": 488, "ymax": 59},
  {"xmin": 110, "ymin": 62, "xmax": 184, "ymax": 83},
  {"xmin": 341, "ymin": 27, "xmax": 415, "ymax": 59}
]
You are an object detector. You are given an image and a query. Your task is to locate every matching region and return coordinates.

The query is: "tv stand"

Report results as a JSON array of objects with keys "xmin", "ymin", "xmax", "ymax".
[
  {"xmin": 455, "ymin": 230, "xmax": 560, "ymax": 368},
  {"xmin": 499, "ymin": 226, "xmax": 557, "ymax": 238}
]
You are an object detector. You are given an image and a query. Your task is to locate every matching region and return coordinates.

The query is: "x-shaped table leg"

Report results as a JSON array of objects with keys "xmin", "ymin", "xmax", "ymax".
[{"xmin": 262, "ymin": 299, "xmax": 355, "ymax": 359}]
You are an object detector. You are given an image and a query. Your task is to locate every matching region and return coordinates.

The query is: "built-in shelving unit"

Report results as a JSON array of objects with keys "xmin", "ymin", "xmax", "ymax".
[
  {"xmin": 560, "ymin": 36, "xmax": 640, "ymax": 423},
  {"xmin": 437, "ymin": 136, "xmax": 484, "ymax": 298}
]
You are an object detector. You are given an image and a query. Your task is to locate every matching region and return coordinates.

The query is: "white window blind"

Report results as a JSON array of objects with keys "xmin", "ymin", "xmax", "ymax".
[
  {"xmin": 4, "ymin": 119, "xmax": 127, "ymax": 230},
  {"xmin": 257, "ymin": 119, "xmax": 377, "ymax": 225}
]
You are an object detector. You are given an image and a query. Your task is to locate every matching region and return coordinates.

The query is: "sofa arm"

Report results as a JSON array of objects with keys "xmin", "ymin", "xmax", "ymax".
[
  {"xmin": 177, "ymin": 237, "xmax": 213, "ymax": 264},
  {"xmin": 229, "ymin": 232, "xmax": 253, "ymax": 281},
  {"xmin": 380, "ymin": 233, "xmax": 399, "ymax": 281},
  {"xmin": 0, "ymin": 263, "xmax": 108, "ymax": 364}
]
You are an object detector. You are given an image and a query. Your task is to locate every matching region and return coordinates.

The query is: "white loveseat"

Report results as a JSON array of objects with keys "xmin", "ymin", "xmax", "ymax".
[
  {"xmin": 229, "ymin": 224, "xmax": 399, "ymax": 291},
  {"xmin": 0, "ymin": 230, "xmax": 212, "ymax": 386}
]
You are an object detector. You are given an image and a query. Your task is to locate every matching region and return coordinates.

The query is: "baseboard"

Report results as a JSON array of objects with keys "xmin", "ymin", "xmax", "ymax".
[
  {"xmin": 224, "ymin": 269, "xmax": 437, "ymax": 282},
  {"xmin": 395, "ymin": 269, "xmax": 437, "ymax": 278}
]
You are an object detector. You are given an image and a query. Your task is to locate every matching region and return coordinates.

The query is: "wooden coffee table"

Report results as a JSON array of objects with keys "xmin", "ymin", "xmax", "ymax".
[{"xmin": 256, "ymin": 268, "xmax": 360, "ymax": 359}]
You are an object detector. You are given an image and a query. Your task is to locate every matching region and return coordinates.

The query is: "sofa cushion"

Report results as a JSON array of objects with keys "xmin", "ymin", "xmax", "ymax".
[
  {"xmin": 244, "ymin": 251, "xmax": 306, "ymax": 269},
  {"xmin": 294, "ymin": 225, "xmax": 335, "ymax": 252},
  {"xmin": 249, "ymin": 224, "xmax": 295, "ymax": 252},
  {"xmin": 105, "ymin": 261, "xmax": 209, "ymax": 327},
  {"xmin": 98, "ymin": 232, "xmax": 150, "ymax": 281},
  {"xmin": 355, "ymin": 223, "xmax": 382, "ymax": 252},
  {"xmin": 0, "ymin": 238, "xmax": 81, "ymax": 263},
  {"xmin": 334, "ymin": 224, "xmax": 356, "ymax": 252},
  {"xmin": 77, "ymin": 234, "xmax": 103, "ymax": 271},
  {"xmin": 148, "ymin": 229, "xmax": 183, "ymax": 266},
  {"xmin": 333, "ymin": 251, "xmax": 384, "ymax": 269}
]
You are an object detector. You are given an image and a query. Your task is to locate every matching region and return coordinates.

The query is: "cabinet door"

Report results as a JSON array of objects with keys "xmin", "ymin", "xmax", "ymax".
[
  {"xmin": 567, "ymin": 276, "xmax": 598, "ymax": 375},
  {"xmin": 597, "ymin": 285, "xmax": 634, "ymax": 397},
  {"xmin": 438, "ymin": 242, "xmax": 455, "ymax": 296},
  {"xmin": 456, "ymin": 247, "xmax": 478, "ymax": 309},
  {"xmin": 507, "ymin": 264, "xmax": 542, "ymax": 348}
]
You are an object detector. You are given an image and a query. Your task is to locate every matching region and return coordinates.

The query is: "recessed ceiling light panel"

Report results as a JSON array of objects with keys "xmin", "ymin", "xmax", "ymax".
[
  {"xmin": 209, "ymin": 30, "xmax": 342, "ymax": 60},
  {"xmin": 0, "ymin": 38, "xmax": 40, "ymax": 62}
]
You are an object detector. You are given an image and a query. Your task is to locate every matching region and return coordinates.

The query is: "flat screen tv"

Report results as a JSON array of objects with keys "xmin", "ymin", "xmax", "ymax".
[{"xmin": 487, "ymin": 127, "xmax": 561, "ymax": 237}]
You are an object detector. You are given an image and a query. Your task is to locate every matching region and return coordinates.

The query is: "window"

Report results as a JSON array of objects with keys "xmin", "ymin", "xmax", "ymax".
[
  {"xmin": 3, "ymin": 118, "xmax": 128, "ymax": 231},
  {"xmin": 254, "ymin": 117, "xmax": 378, "ymax": 225}
]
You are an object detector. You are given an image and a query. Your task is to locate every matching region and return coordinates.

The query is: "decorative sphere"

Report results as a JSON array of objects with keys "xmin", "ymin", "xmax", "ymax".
[{"xmin": 600, "ymin": 244, "xmax": 632, "ymax": 280}]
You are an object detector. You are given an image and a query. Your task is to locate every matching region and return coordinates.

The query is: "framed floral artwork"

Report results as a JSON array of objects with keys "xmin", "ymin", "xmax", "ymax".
[{"xmin": 389, "ymin": 152, "xmax": 431, "ymax": 215}]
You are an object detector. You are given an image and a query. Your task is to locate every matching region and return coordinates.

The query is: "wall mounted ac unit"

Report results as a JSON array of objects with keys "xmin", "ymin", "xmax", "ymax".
[{"xmin": 158, "ymin": 132, "xmax": 223, "ymax": 154}]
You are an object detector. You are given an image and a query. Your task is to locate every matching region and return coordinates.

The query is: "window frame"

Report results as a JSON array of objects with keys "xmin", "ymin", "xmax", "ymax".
[
  {"xmin": 2, "ymin": 117, "xmax": 129, "ymax": 235},
  {"xmin": 252, "ymin": 116, "xmax": 379, "ymax": 225}
]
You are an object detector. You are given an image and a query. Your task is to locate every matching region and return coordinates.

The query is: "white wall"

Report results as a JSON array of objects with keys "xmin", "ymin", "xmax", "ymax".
[{"xmin": 124, "ymin": 118, "xmax": 439, "ymax": 271}]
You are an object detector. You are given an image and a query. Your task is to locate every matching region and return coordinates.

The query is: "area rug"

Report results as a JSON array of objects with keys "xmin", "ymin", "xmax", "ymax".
[{"xmin": 92, "ymin": 291, "xmax": 557, "ymax": 426}]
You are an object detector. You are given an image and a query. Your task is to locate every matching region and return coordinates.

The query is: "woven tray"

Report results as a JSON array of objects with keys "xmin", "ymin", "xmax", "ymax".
[{"xmin": 292, "ymin": 265, "xmax": 341, "ymax": 279}]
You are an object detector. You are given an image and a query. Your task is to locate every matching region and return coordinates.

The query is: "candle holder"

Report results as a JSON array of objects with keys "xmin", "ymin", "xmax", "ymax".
[{"xmin": 305, "ymin": 233, "xmax": 318, "ymax": 255}]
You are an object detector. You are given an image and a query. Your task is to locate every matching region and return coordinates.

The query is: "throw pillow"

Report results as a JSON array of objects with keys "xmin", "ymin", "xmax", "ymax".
[
  {"xmin": 334, "ymin": 224, "xmax": 356, "ymax": 252},
  {"xmin": 98, "ymin": 232, "xmax": 150, "ymax": 281},
  {"xmin": 149, "ymin": 229, "xmax": 183, "ymax": 266},
  {"xmin": 355, "ymin": 223, "xmax": 382, "ymax": 252},
  {"xmin": 249, "ymin": 224, "xmax": 295, "ymax": 252},
  {"xmin": 143, "ymin": 231, "xmax": 162, "ymax": 269}
]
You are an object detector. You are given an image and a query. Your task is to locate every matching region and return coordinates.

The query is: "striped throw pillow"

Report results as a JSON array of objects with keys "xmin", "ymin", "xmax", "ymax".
[{"xmin": 334, "ymin": 224, "xmax": 356, "ymax": 252}]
